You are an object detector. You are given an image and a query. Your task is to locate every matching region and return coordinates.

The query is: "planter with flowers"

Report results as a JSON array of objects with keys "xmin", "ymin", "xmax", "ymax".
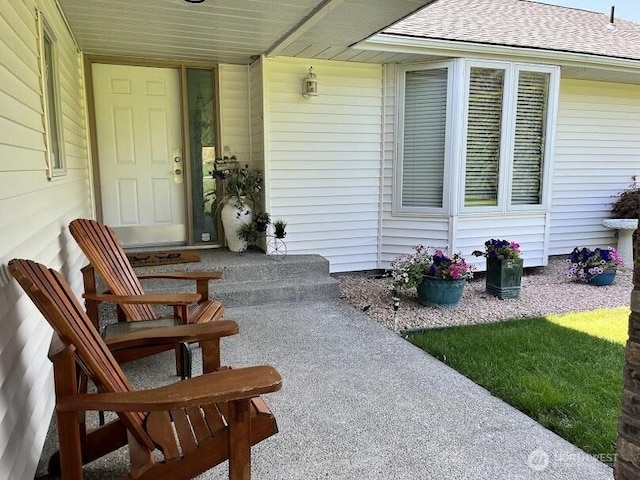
[
  {"xmin": 473, "ymin": 239, "xmax": 523, "ymax": 299},
  {"xmin": 565, "ymin": 246, "xmax": 624, "ymax": 286},
  {"xmin": 390, "ymin": 245, "xmax": 473, "ymax": 307},
  {"xmin": 212, "ymin": 163, "xmax": 262, "ymax": 252}
]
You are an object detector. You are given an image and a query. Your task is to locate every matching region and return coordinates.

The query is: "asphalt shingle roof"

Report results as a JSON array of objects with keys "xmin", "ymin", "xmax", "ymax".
[{"xmin": 383, "ymin": 0, "xmax": 640, "ymax": 61}]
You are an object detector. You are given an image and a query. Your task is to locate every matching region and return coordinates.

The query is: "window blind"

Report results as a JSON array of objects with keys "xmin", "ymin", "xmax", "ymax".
[
  {"xmin": 401, "ymin": 68, "xmax": 448, "ymax": 208},
  {"xmin": 464, "ymin": 67, "xmax": 504, "ymax": 206},
  {"xmin": 512, "ymin": 71, "xmax": 549, "ymax": 205}
]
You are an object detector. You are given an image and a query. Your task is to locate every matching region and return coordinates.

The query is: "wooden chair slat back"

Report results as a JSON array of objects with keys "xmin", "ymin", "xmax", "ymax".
[
  {"xmin": 8, "ymin": 259, "xmax": 151, "ymax": 447},
  {"xmin": 69, "ymin": 219, "xmax": 159, "ymax": 321}
]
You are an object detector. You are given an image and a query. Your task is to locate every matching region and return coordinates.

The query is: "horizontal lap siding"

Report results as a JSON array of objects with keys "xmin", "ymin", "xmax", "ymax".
[
  {"xmin": 455, "ymin": 214, "xmax": 547, "ymax": 268},
  {"xmin": 0, "ymin": 0, "xmax": 91, "ymax": 477},
  {"xmin": 264, "ymin": 57, "xmax": 382, "ymax": 272},
  {"xmin": 219, "ymin": 64, "xmax": 250, "ymax": 162},
  {"xmin": 549, "ymin": 78, "xmax": 640, "ymax": 255}
]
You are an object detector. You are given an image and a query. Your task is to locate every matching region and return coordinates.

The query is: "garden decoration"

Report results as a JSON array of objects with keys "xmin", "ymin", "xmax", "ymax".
[
  {"xmin": 565, "ymin": 246, "xmax": 624, "ymax": 286},
  {"xmin": 267, "ymin": 220, "xmax": 287, "ymax": 261},
  {"xmin": 235, "ymin": 215, "xmax": 288, "ymax": 260},
  {"xmin": 391, "ymin": 245, "xmax": 473, "ymax": 308},
  {"xmin": 606, "ymin": 182, "xmax": 640, "ymax": 267},
  {"xmin": 473, "ymin": 239, "xmax": 523, "ymax": 299}
]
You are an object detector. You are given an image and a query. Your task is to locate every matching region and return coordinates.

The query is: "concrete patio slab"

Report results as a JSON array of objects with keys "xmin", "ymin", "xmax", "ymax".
[{"xmin": 37, "ymin": 300, "xmax": 613, "ymax": 479}]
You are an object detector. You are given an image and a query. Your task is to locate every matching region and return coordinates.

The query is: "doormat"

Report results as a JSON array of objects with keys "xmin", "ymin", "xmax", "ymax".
[{"xmin": 126, "ymin": 250, "xmax": 201, "ymax": 268}]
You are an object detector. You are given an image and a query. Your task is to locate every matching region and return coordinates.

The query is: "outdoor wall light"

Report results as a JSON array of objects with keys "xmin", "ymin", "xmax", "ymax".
[
  {"xmin": 185, "ymin": 0, "xmax": 205, "ymax": 3},
  {"xmin": 302, "ymin": 66, "xmax": 318, "ymax": 98}
]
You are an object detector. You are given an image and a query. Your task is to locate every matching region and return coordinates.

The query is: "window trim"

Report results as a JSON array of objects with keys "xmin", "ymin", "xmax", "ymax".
[
  {"xmin": 38, "ymin": 12, "xmax": 66, "ymax": 179},
  {"xmin": 506, "ymin": 63, "xmax": 560, "ymax": 212},
  {"xmin": 393, "ymin": 61, "xmax": 455, "ymax": 215}
]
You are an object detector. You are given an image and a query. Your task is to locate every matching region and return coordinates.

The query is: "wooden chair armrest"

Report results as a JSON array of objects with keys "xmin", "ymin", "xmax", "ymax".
[
  {"xmin": 136, "ymin": 272, "xmax": 222, "ymax": 304},
  {"xmin": 83, "ymin": 292, "xmax": 201, "ymax": 306},
  {"xmin": 104, "ymin": 320, "xmax": 239, "ymax": 351},
  {"xmin": 57, "ymin": 366, "xmax": 282, "ymax": 412},
  {"xmin": 136, "ymin": 271, "xmax": 223, "ymax": 281}
]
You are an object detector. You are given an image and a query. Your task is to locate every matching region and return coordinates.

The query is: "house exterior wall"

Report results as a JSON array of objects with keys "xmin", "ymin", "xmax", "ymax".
[
  {"xmin": 0, "ymin": 0, "xmax": 91, "ymax": 478},
  {"xmin": 549, "ymin": 77, "xmax": 640, "ymax": 255},
  {"xmin": 263, "ymin": 56, "xmax": 383, "ymax": 272}
]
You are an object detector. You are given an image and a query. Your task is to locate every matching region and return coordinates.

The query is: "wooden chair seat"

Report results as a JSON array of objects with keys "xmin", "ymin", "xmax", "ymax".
[{"xmin": 9, "ymin": 259, "xmax": 281, "ymax": 480}]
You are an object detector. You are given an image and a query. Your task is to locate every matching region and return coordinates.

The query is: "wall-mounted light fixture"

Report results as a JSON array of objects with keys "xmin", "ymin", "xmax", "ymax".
[
  {"xmin": 302, "ymin": 67, "xmax": 318, "ymax": 98},
  {"xmin": 185, "ymin": 0, "xmax": 205, "ymax": 3}
]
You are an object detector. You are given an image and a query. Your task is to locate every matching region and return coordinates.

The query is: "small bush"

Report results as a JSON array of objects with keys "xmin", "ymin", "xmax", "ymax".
[{"xmin": 612, "ymin": 185, "xmax": 640, "ymax": 219}]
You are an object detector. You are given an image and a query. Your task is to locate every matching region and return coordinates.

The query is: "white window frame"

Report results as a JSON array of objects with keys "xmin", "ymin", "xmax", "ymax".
[
  {"xmin": 459, "ymin": 60, "xmax": 559, "ymax": 214},
  {"xmin": 38, "ymin": 12, "xmax": 66, "ymax": 179},
  {"xmin": 393, "ymin": 61, "xmax": 455, "ymax": 215}
]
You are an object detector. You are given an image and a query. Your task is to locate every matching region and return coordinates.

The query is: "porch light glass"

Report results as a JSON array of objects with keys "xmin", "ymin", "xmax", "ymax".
[{"xmin": 302, "ymin": 67, "xmax": 318, "ymax": 98}]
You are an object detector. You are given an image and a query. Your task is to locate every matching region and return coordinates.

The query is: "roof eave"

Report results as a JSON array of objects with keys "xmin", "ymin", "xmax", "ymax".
[{"xmin": 356, "ymin": 33, "xmax": 640, "ymax": 72}]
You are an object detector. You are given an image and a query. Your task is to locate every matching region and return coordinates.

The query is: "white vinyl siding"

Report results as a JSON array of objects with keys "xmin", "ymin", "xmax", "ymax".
[
  {"xmin": 0, "ymin": 1, "xmax": 92, "ymax": 479},
  {"xmin": 400, "ymin": 67, "xmax": 448, "ymax": 209},
  {"xmin": 263, "ymin": 57, "xmax": 382, "ymax": 272},
  {"xmin": 549, "ymin": 77, "xmax": 640, "ymax": 255},
  {"xmin": 218, "ymin": 64, "xmax": 251, "ymax": 163}
]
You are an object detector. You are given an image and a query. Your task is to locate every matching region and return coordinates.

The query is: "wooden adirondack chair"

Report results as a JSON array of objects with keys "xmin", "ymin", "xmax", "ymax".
[
  {"xmin": 69, "ymin": 218, "xmax": 228, "ymax": 377},
  {"xmin": 69, "ymin": 218, "xmax": 225, "ymax": 330},
  {"xmin": 9, "ymin": 259, "xmax": 281, "ymax": 480}
]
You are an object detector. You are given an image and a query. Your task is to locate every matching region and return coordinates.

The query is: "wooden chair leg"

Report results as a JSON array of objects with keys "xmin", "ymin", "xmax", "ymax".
[
  {"xmin": 228, "ymin": 398, "xmax": 252, "ymax": 480},
  {"xmin": 52, "ymin": 347, "xmax": 84, "ymax": 479}
]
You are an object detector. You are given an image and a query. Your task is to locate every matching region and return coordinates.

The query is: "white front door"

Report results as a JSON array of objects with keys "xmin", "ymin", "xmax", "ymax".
[{"xmin": 92, "ymin": 64, "xmax": 185, "ymax": 246}]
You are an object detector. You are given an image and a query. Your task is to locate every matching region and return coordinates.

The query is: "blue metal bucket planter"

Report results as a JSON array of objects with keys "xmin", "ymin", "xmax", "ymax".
[
  {"xmin": 587, "ymin": 269, "xmax": 616, "ymax": 286},
  {"xmin": 417, "ymin": 276, "xmax": 466, "ymax": 307}
]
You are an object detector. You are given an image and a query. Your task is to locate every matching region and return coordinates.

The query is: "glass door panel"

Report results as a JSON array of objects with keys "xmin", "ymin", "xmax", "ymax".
[{"xmin": 186, "ymin": 68, "xmax": 219, "ymax": 244}]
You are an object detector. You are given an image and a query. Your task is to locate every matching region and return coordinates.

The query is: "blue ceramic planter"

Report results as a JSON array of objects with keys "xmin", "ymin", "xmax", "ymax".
[
  {"xmin": 418, "ymin": 276, "xmax": 466, "ymax": 307},
  {"xmin": 587, "ymin": 270, "xmax": 616, "ymax": 286}
]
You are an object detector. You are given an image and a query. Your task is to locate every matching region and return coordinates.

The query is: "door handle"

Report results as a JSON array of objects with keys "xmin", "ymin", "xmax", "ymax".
[{"xmin": 173, "ymin": 153, "xmax": 183, "ymax": 184}]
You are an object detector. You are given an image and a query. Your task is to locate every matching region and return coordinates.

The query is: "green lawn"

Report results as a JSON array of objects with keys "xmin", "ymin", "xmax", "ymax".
[{"xmin": 407, "ymin": 308, "xmax": 629, "ymax": 459}]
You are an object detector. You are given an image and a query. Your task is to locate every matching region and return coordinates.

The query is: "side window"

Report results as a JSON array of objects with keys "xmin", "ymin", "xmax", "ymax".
[
  {"xmin": 41, "ymin": 19, "xmax": 65, "ymax": 177},
  {"xmin": 397, "ymin": 64, "xmax": 450, "ymax": 213}
]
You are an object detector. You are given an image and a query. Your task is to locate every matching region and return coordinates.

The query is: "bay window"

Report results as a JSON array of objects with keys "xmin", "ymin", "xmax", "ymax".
[{"xmin": 395, "ymin": 59, "xmax": 558, "ymax": 214}]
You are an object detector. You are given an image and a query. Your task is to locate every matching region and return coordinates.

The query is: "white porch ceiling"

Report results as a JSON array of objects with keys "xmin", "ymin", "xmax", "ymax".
[{"xmin": 57, "ymin": 0, "xmax": 434, "ymax": 65}]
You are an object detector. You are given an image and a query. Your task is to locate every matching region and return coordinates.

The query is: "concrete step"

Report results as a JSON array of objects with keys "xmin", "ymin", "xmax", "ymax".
[{"xmin": 132, "ymin": 248, "xmax": 339, "ymax": 307}]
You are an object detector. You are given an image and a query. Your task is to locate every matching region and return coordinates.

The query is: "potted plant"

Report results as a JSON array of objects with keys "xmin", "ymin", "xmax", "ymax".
[
  {"xmin": 211, "ymin": 163, "xmax": 263, "ymax": 252},
  {"xmin": 565, "ymin": 246, "xmax": 624, "ymax": 286},
  {"xmin": 472, "ymin": 239, "xmax": 523, "ymax": 299},
  {"xmin": 390, "ymin": 245, "xmax": 473, "ymax": 307},
  {"xmin": 273, "ymin": 220, "xmax": 287, "ymax": 239},
  {"xmin": 254, "ymin": 211, "xmax": 271, "ymax": 233}
]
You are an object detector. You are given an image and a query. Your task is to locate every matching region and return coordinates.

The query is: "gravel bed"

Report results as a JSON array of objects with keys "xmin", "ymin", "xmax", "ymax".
[{"xmin": 336, "ymin": 258, "xmax": 634, "ymax": 332}]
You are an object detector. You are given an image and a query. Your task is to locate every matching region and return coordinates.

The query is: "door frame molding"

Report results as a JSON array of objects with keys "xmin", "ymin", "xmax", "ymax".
[{"xmin": 84, "ymin": 55, "xmax": 221, "ymax": 245}]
